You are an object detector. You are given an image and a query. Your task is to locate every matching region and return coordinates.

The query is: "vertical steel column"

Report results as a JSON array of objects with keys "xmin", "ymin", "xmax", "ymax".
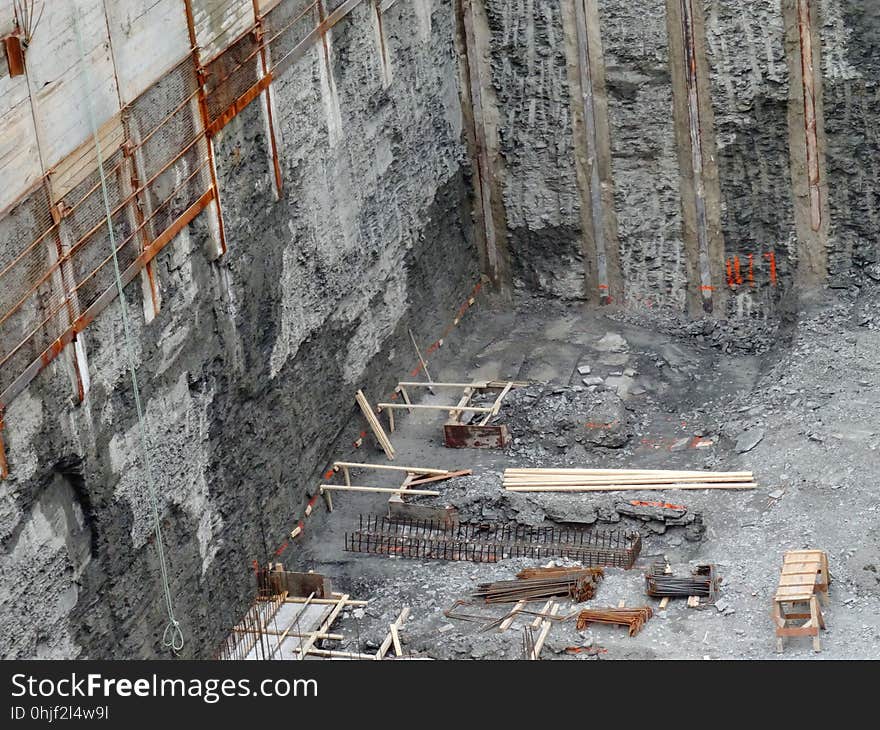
[
  {"xmin": 0, "ymin": 413, "xmax": 8, "ymax": 479},
  {"xmin": 182, "ymin": 0, "xmax": 228, "ymax": 258},
  {"xmin": 573, "ymin": 0, "xmax": 609, "ymax": 304},
  {"xmin": 680, "ymin": 0, "xmax": 713, "ymax": 314},
  {"xmin": 102, "ymin": 0, "xmax": 161, "ymax": 321},
  {"xmin": 796, "ymin": 0, "xmax": 821, "ymax": 233},
  {"xmin": 47, "ymin": 185, "xmax": 87, "ymax": 402},
  {"xmin": 121, "ymin": 128, "xmax": 162, "ymax": 321},
  {"xmin": 461, "ymin": 0, "xmax": 503, "ymax": 289}
]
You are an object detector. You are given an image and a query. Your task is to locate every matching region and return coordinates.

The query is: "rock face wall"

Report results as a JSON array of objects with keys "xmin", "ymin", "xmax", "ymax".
[
  {"xmin": 468, "ymin": 0, "xmax": 880, "ymax": 312},
  {"xmin": 481, "ymin": 0, "xmax": 587, "ymax": 300},
  {"xmin": 820, "ymin": 0, "xmax": 880, "ymax": 280},
  {"xmin": 0, "ymin": 1, "xmax": 478, "ymax": 659},
  {"xmin": 4, "ymin": 0, "xmax": 880, "ymax": 662}
]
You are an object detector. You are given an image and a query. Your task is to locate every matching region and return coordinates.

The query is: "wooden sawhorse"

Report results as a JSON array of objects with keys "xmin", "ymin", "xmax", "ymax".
[{"xmin": 773, "ymin": 549, "xmax": 830, "ymax": 653}]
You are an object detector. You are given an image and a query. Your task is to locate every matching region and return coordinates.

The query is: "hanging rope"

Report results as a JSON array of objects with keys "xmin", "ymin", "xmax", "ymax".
[{"xmin": 73, "ymin": 11, "xmax": 184, "ymax": 653}]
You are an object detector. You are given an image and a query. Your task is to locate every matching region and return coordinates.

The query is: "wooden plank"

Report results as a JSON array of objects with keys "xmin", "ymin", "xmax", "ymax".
[
  {"xmin": 321, "ymin": 484, "xmax": 440, "ymax": 497},
  {"xmin": 531, "ymin": 601, "xmax": 553, "ymax": 629},
  {"xmin": 504, "ymin": 483, "xmax": 757, "ymax": 492},
  {"xmin": 407, "ymin": 469, "xmax": 472, "ymax": 486},
  {"xmin": 284, "ymin": 597, "xmax": 368, "ymax": 606},
  {"xmin": 375, "ymin": 606, "xmax": 410, "ymax": 660},
  {"xmin": 408, "ymin": 328, "xmax": 433, "ymax": 386},
  {"xmin": 530, "ymin": 602, "xmax": 558, "ymax": 660},
  {"xmin": 356, "ymin": 389, "xmax": 395, "ymax": 459},
  {"xmin": 398, "ymin": 386, "xmax": 413, "ymax": 412},
  {"xmin": 398, "ymin": 380, "xmax": 529, "ymax": 389},
  {"xmin": 378, "ymin": 402, "xmax": 492, "ymax": 413},
  {"xmin": 390, "ymin": 623, "xmax": 403, "ymax": 657},
  {"xmin": 448, "ymin": 386, "xmax": 474, "ymax": 421},
  {"xmin": 294, "ymin": 593, "xmax": 349, "ymax": 659},
  {"xmin": 333, "ymin": 462, "xmax": 448, "ymax": 475},
  {"xmin": 480, "ymin": 380, "xmax": 514, "ymax": 424},
  {"xmin": 505, "ymin": 469, "xmax": 753, "ymax": 477},
  {"xmin": 498, "ymin": 600, "xmax": 528, "ymax": 633}
]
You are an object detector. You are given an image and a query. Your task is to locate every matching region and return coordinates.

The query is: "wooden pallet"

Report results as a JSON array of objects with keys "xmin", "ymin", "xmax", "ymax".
[{"xmin": 772, "ymin": 549, "xmax": 830, "ymax": 653}]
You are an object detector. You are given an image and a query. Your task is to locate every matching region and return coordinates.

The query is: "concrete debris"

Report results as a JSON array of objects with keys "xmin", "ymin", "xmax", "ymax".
[
  {"xmin": 735, "ymin": 428, "xmax": 765, "ymax": 453},
  {"xmin": 596, "ymin": 332, "xmax": 628, "ymax": 352},
  {"xmin": 577, "ymin": 364, "xmax": 592, "ymax": 375}
]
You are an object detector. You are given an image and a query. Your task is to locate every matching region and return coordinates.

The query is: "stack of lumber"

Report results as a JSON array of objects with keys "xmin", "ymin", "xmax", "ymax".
[
  {"xmin": 474, "ymin": 568, "xmax": 603, "ymax": 604},
  {"xmin": 575, "ymin": 606, "xmax": 653, "ymax": 637},
  {"xmin": 503, "ymin": 468, "xmax": 756, "ymax": 492}
]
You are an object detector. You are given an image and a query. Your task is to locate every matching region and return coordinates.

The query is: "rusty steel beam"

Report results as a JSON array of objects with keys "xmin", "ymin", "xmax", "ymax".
[
  {"xmin": 206, "ymin": 73, "xmax": 274, "ymax": 137},
  {"xmin": 443, "ymin": 423, "xmax": 509, "ymax": 449},
  {"xmin": 121, "ymin": 134, "xmax": 161, "ymax": 320},
  {"xmin": 0, "ymin": 415, "xmax": 8, "ymax": 479},
  {"xmin": 680, "ymin": 0, "xmax": 713, "ymax": 314},
  {"xmin": 796, "ymin": 0, "xmax": 821, "ymax": 233},
  {"xmin": 182, "ymin": 0, "xmax": 227, "ymax": 256},
  {"xmin": 48, "ymin": 187, "xmax": 86, "ymax": 403}
]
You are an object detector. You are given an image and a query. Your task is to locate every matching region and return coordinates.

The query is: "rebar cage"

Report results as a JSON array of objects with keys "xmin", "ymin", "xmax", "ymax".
[{"xmin": 345, "ymin": 515, "xmax": 642, "ymax": 568}]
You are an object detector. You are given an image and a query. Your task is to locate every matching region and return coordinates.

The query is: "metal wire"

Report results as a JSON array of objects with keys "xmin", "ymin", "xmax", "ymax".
[{"xmin": 74, "ymin": 11, "xmax": 184, "ymax": 653}]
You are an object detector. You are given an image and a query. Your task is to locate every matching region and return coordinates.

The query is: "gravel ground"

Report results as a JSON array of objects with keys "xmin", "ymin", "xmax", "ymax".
[{"xmin": 292, "ymin": 282, "xmax": 880, "ymax": 660}]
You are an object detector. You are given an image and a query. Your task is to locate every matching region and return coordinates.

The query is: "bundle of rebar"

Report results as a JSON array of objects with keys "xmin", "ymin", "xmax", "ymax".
[
  {"xmin": 575, "ymin": 607, "xmax": 654, "ymax": 637},
  {"xmin": 474, "ymin": 569, "xmax": 604, "ymax": 604},
  {"xmin": 344, "ymin": 515, "xmax": 641, "ymax": 567},
  {"xmin": 516, "ymin": 566, "xmax": 605, "ymax": 581},
  {"xmin": 503, "ymin": 468, "xmax": 756, "ymax": 492},
  {"xmin": 645, "ymin": 562, "xmax": 718, "ymax": 599}
]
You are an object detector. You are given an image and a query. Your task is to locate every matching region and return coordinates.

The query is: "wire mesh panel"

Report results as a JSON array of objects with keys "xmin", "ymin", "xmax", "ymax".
[
  {"xmin": 127, "ymin": 59, "xmax": 213, "ymax": 242},
  {"xmin": 204, "ymin": 25, "xmax": 263, "ymax": 131},
  {"xmin": 61, "ymin": 147, "xmax": 136, "ymax": 317},
  {"xmin": 264, "ymin": 0, "xmax": 319, "ymax": 77},
  {"xmin": 0, "ymin": 57, "xmax": 214, "ymax": 410},
  {"xmin": 0, "ymin": 184, "xmax": 59, "ymax": 399}
]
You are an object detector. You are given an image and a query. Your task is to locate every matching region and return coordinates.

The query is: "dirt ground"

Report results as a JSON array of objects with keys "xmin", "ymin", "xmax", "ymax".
[{"xmin": 295, "ymin": 284, "xmax": 880, "ymax": 660}]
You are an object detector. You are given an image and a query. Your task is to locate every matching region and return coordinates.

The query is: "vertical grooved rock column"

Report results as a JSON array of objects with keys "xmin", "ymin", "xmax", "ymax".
[
  {"xmin": 667, "ymin": 0, "xmax": 726, "ymax": 315},
  {"xmin": 782, "ymin": 0, "xmax": 829, "ymax": 283},
  {"xmin": 563, "ymin": 0, "xmax": 622, "ymax": 304},
  {"xmin": 598, "ymin": 0, "xmax": 687, "ymax": 311}
]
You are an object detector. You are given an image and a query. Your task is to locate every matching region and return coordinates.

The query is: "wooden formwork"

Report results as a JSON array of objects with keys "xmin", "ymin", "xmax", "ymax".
[{"xmin": 376, "ymin": 380, "xmax": 526, "ymax": 449}]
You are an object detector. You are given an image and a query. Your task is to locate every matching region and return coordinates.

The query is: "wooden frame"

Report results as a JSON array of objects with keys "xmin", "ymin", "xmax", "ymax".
[
  {"xmin": 320, "ymin": 462, "xmax": 468, "ymax": 514},
  {"xmin": 773, "ymin": 549, "xmax": 830, "ymax": 652},
  {"xmin": 376, "ymin": 380, "xmax": 527, "ymax": 449}
]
